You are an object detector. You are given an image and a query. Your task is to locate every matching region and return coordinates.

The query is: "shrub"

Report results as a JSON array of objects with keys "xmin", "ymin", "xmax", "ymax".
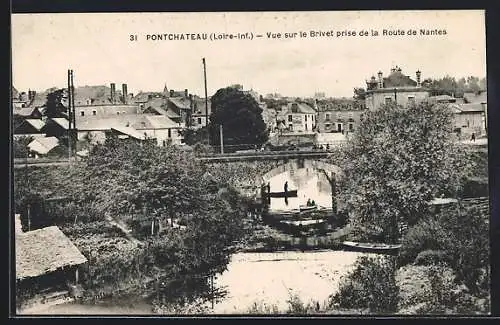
[
  {"xmin": 398, "ymin": 217, "xmax": 453, "ymax": 267},
  {"xmin": 330, "ymin": 255, "xmax": 399, "ymax": 314},
  {"xmin": 414, "ymin": 250, "xmax": 451, "ymax": 266}
]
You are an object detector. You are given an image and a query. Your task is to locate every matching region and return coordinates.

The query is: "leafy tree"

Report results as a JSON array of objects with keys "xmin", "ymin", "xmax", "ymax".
[
  {"xmin": 209, "ymin": 86, "xmax": 268, "ymax": 149},
  {"xmin": 353, "ymin": 88, "xmax": 366, "ymax": 100},
  {"xmin": 337, "ymin": 101, "xmax": 473, "ymax": 243},
  {"xmin": 13, "ymin": 136, "xmax": 34, "ymax": 158},
  {"xmin": 45, "ymin": 88, "xmax": 68, "ymax": 118}
]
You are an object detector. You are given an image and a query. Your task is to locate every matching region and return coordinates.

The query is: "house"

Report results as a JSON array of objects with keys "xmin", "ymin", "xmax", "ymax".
[
  {"xmin": 76, "ymin": 114, "xmax": 184, "ymax": 146},
  {"xmin": 13, "ymin": 106, "xmax": 43, "ymax": 119},
  {"xmin": 165, "ymin": 88, "xmax": 193, "ymax": 127},
  {"xmin": 190, "ymin": 95, "xmax": 211, "ymax": 128},
  {"xmin": 14, "ymin": 119, "xmax": 46, "ymax": 139},
  {"xmin": 16, "ymin": 226, "xmax": 87, "ymax": 302},
  {"xmin": 27, "ymin": 137, "xmax": 60, "ymax": 157},
  {"xmin": 448, "ymin": 103, "xmax": 487, "ymax": 137},
  {"xmin": 315, "ymin": 99, "xmax": 366, "ymax": 133},
  {"xmin": 365, "ymin": 66, "xmax": 430, "ymax": 110},
  {"xmin": 71, "ymin": 84, "xmax": 138, "ymax": 117},
  {"xmin": 277, "ymin": 102, "xmax": 316, "ymax": 133},
  {"xmin": 40, "ymin": 118, "xmax": 69, "ymax": 139}
]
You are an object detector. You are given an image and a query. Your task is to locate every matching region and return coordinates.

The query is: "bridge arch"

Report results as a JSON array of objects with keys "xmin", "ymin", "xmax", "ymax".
[{"xmin": 256, "ymin": 158, "xmax": 343, "ymax": 189}]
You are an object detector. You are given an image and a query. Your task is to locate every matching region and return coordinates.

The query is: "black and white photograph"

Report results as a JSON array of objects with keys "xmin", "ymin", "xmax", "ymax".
[{"xmin": 11, "ymin": 10, "xmax": 490, "ymax": 316}]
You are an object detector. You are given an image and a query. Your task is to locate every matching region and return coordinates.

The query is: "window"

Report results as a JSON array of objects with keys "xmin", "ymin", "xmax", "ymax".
[
  {"xmin": 117, "ymin": 112, "xmax": 120, "ymax": 115},
  {"xmin": 408, "ymin": 96, "xmax": 415, "ymax": 105},
  {"xmin": 288, "ymin": 115, "xmax": 293, "ymax": 122},
  {"xmin": 305, "ymin": 124, "xmax": 308, "ymax": 131},
  {"xmin": 92, "ymin": 110, "xmax": 97, "ymax": 116},
  {"xmin": 163, "ymin": 140, "xmax": 166, "ymax": 147},
  {"xmin": 168, "ymin": 129, "xmax": 172, "ymax": 138},
  {"xmin": 349, "ymin": 123, "xmax": 354, "ymax": 131},
  {"xmin": 122, "ymin": 111, "xmax": 126, "ymax": 114},
  {"xmin": 325, "ymin": 113, "xmax": 331, "ymax": 121},
  {"xmin": 385, "ymin": 97, "xmax": 393, "ymax": 105},
  {"xmin": 80, "ymin": 111, "xmax": 85, "ymax": 116},
  {"xmin": 305, "ymin": 115, "xmax": 308, "ymax": 122},
  {"xmin": 337, "ymin": 123, "xmax": 342, "ymax": 132},
  {"xmin": 197, "ymin": 117, "xmax": 202, "ymax": 125}
]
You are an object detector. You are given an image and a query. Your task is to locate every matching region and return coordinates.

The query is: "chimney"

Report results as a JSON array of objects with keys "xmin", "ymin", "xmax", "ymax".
[
  {"xmin": 110, "ymin": 83, "xmax": 116, "ymax": 104},
  {"xmin": 122, "ymin": 84, "xmax": 128, "ymax": 104},
  {"xmin": 170, "ymin": 89, "xmax": 174, "ymax": 97},
  {"xmin": 416, "ymin": 70, "xmax": 422, "ymax": 87},
  {"xmin": 184, "ymin": 89, "xmax": 188, "ymax": 98},
  {"xmin": 377, "ymin": 71, "xmax": 383, "ymax": 88}
]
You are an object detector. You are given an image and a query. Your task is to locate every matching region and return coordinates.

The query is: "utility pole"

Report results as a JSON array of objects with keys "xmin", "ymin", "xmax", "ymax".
[
  {"xmin": 71, "ymin": 70, "xmax": 76, "ymax": 158},
  {"xmin": 202, "ymin": 58, "xmax": 209, "ymax": 145},
  {"xmin": 219, "ymin": 124, "xmax": 224, "ymax": 154},
  {"xmin": 394, "ymin": 88, "xmax": 397, "ymax": 104},
  {"xmin": 67, "ymin": 69, "xmax": 72, "ymax": 164}
]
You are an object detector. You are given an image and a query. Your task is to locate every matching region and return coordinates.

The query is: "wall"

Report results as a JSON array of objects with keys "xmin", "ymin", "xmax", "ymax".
[
  {"xmin": 365, "ymin": 88, "xmax": 429, "ymax": 110},
  {"xmin": 143, "ymin": 128, "xmax": 184, "ymax": 146},
  {"xmin": 76, "ymin": 105, "xmax": 138, "ymax": 118},
  {"xmin": 77, "ymin": 130, "xmax": 107, "ymax": 144},
  {"xmin": 453, "ymin": 112, "xmax": 486, "ymax": 136},
  {"xmin": 316, "ymin": 110, "xmax": 364, "ymax": 133},
  {"xmin": 284, "ymin": 113, "xmax": 315, "ymax": 132}
]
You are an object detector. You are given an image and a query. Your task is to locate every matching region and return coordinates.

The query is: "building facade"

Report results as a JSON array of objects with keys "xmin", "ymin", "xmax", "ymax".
[
  {"xmin": 365, "ymin": 66, "xmax": 430, "ymax": 110},
  {"xmin": 278, "ymin": 102, "xmax": 316, "ymax": 133}
]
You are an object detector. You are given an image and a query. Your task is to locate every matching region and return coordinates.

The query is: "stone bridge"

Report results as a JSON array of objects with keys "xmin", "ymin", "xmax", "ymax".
[{"xmin": 200, "ymin": 151, "xmax": 344, "ymax": 198}]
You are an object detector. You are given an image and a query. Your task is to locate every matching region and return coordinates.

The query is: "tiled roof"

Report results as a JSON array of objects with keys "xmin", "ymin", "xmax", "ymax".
[
  {"xmin": 457, "ymin": 103, "xmax": 485, "ymax": 113},
  {"xmin": 16, "ymin": 226, "xmax": 87, "ymax": 280},
  {"xmin": 111, "ymin": 126, "xmax": 147, "ymax": 140},
  {"xmin": 168, "ymin": 97, "xmax": 191, "ymax": 110},
  {"xmin": 132, "ymin": 92, "xmax": 163, "ymax": 103},
  {"xmin": 28, "ymin": 136, "xmax": 60, "ymax": 155},
  {"xmin": 463, "ymin": 91, "xmax": 487, "ymax": 104},
  {"xmin": 13, "ymin": 106, "xmax": 40, "ymax": 117},
  {"xmin": 283, "ymin": 102, "xmax": 316, "ymax": 114},
  {"xmin": 76, "ymin": 114, "xmax": 181, "ymax": 131},
  {"xmin": 383, "ymin": 71, "xmax": 417, "ymax": 88},
  {"xmin": 76, "ymin": 104, "xmax": 138, "ymax": 117},
  {"xmin": 25, "ymin": 119, "xmax": 46, "ymax": 131},
  {"xmin": 51, "ymin": 118, "xmax": 70, "ymax": 130},
  {"xmin": 192, "ymin": 96, "xmax": 211, "ymax": 116}
]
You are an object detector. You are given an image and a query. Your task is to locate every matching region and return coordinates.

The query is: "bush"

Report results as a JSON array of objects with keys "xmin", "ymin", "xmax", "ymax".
[
  {"xmin": 398, "ymin": 217, "xmax": 452, "ymax": 267},
  {"xmin": 330, "ymin": 255, "xmax": 399, "ymax": 314},
  {"xmin": 414, "ymin": 250, "xmax": 451, "ymax": 266}
]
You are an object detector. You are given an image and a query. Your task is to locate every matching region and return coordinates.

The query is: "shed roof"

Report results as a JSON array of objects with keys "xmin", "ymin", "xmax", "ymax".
[
  {"xmin": 28, "ymin": 136, "xmax": 60, "ymax": 155},
  {"xmin": 51, "ymin": 118, "xmax": 70, "ymax": 130},
  {"xmin": 16, "ymin": 226, "xmax": 88, "ymax": 280},
  {"xmin": 25, "ymin": 119, "xmax": 46, "ymax": 131}
]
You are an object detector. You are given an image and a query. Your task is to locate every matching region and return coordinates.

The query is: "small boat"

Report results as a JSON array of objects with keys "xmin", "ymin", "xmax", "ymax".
[
  {"xmin": 342, "ymin": 241, "xmax": 402, "ymax": 253},
  {"xmin": 267, "ymin": 190, "xmax": 298, "ymax": 198},
  {"xmin": 280, "ymin": 219, "xmax": 326, "ymax": 227},
  {"xmin": 299, "ymin": 205, "xmax": 318, "ymax": 213}
]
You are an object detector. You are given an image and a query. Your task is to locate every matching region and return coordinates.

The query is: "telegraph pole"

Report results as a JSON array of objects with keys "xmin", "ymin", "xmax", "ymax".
[
  {"xmin": 67, "ymin": 69, "xmax": 72, "ymax": 164},
  {"xmin": 394, "ymin": 88, "xmax": 397, "ymax": 104},
  {"xmin": 70, "ymin": 70, "xmax": 76, "ymax": 159},
  {"xmin": 202, "ymin": 58, "xmax": 209, "ymax": 145},
  {"xmin": 219, "ymin": 124, "xmax": 224, "ymax": 154}
]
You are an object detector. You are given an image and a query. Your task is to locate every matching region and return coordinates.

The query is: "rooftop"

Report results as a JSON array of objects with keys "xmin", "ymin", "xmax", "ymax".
[{"xmin": 16, "ymin": 226, "xmax": 88, "ymax": 280}]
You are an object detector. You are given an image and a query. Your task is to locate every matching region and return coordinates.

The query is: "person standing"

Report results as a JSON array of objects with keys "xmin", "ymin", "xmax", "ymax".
[
  {"xmin": 284, "ymin": 181, "xmax": 288, "ymax": 194},
  {"xmin": 471, "ymin": 132, "xmax": 476, "ymax": 142}
]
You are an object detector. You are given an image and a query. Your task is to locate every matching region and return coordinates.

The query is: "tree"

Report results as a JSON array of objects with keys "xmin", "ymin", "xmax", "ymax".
[
  {"xmin": 45, "ymin": 88, "xmax": 68, "ymax": 118},
  {"xmin": 353, "ymin": 88, "xmax": 366, "ymax": 100},
  {"xmin": 337, "ymin": 101, "xmax": 473, "ymax": 243},
  {"xmin": 209, "ymin": 87, "xmax": 268, "ymax": 149}
]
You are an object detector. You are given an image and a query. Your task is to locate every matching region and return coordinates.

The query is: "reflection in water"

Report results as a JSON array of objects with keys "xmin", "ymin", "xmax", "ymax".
[{"xmin": 268, "ymin": 168, "xmax": 332, "ymax": 211}]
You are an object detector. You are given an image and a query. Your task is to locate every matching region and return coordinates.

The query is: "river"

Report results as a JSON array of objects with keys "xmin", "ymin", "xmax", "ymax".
[{"xmin": 21, "ymin": 168, "xmax": 362, "ymax": 315}]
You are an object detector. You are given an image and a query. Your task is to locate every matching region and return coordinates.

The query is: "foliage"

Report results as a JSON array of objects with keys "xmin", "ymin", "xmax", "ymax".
[
  {"xmin": 337, "ymin": 101, "xmax": 473, "ymax": 243},
  {"xmin": 45, "ymin": 88, "xmax": 68, "ymax": 118},
  {"xmin": 353, "ymin": 87, "xmax": 366, "ymax": 100},
  {"xmin": 421, "ymin": 76, "xmax": 485, "ymax": 97},
  {"xmin": 209, "ymin": 86, "xmax": 268, "ymax": 148},
  {"xmin": 414, "ymin": 250, "xmax": 451, "ymax": 267},
  {"xmin": 399, "ymin": 202, "xmax": 489, "ymax": 295},
  {"xmin": 181, "ymin": 127, "xmax": 209, "ymax": 146},
  {"xmin": 330, "ymin": 255, "xmax": 399, "ymax": 314},
  {"xmin": 13, "ymin": 136, "xmax": 34, "ymax": 158}
]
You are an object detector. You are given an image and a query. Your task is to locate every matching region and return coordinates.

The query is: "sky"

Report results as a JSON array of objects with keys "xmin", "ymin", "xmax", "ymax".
[{"xmin": 11, "ymin": 10, "xmax": 486, "ymax": 98}]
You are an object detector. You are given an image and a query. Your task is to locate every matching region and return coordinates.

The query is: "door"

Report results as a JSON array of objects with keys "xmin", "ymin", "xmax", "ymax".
[{"xmin": 337, "ymin": 123, "xmax": 342, "ymax": 132}]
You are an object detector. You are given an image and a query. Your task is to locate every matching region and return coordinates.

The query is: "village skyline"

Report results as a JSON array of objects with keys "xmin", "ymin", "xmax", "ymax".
[{"xmin": 12, "ymin": 11, "xmax": 485, "ymax": 98}]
